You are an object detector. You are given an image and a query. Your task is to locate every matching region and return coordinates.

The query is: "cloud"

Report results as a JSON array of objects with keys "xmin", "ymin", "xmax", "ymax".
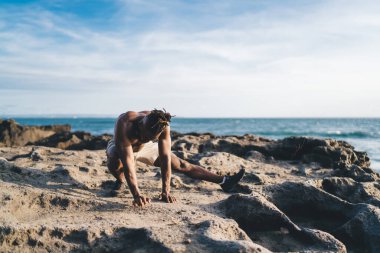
[{"xmin": 0, "ymin": 0, "xmax": 379, "ymax": 116}]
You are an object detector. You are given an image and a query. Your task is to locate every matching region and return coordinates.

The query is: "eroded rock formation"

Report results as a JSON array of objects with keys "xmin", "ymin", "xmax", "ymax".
[{"xmin": 1, "ymin": 120, "xmax": 380, "ymax": 252}]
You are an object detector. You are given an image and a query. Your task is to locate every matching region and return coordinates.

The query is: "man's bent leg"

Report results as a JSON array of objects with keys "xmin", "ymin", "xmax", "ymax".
[
  {"xmin": 106, "ymin": 142, "xmax": 126, "ymax": 184},
  {"xmin": 154, "ymin": 153, "xmax": 223, "ymax": 184},
  {"xmin": 107, "ymin": 156, "xmax": 125, "ymax": 183}
]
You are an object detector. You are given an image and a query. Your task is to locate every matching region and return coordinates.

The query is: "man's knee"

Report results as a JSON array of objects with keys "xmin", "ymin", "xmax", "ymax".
[
  {"xmin": 178, "ymin": 159, "xmax": 192, "ymax": 172},
  {"xmin": 107, "ymin": 155, "xmax": 121, "ymax": 171}
]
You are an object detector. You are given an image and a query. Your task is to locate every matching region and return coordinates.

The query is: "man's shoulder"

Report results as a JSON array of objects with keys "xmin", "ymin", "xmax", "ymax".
[
  {"xmin": 117, "ymin": 111, "xmax": 146, "ymax": 121},
  {"xmin": 123, "ymin": 110, "xmax": 151, "ymax": 118}
]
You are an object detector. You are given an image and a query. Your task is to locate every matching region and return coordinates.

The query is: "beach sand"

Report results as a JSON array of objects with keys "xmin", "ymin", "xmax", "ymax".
[{"xmin": 1, "ymin": 130, "xmax": 380, "ymax": 252}]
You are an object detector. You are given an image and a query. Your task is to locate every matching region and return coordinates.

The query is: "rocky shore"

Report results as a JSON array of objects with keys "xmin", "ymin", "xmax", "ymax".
[{"xmin": 1, "ymin": 119, "xmax": 380, "ymax": 252}]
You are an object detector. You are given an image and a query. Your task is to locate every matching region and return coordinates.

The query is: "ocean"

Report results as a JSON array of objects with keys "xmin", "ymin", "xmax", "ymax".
[{"xmin": 7, "ymin": 117, "xmax": 380, "ymax": 171}]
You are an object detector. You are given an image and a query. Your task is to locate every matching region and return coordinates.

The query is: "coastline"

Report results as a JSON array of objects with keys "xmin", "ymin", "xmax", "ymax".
[{"xmin": 3, "ymin": 117, "xmax": 380, "ymax": 172}]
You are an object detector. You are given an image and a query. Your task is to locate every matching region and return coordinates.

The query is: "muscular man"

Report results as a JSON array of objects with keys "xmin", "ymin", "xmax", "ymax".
[{"xmin": 106, "ymin": 109, "xmax": 245, "ymax": 207}]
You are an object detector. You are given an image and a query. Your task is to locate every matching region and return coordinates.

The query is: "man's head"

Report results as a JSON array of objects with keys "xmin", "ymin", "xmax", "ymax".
[{"xmin": 140, "ymin": 108, "xmax": 174, "ymax": 140}]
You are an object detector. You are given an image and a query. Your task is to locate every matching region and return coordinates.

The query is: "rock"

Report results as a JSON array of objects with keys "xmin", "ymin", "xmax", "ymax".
[
  {"xmin": 191, "ymin": 152, "xmax": 251, "ymax": 176},
  {"xmin": 30, "ymin": 148, "xmax": 44, "ymax": 161},
  {"xmin": 33, "ymin": 131, "xmax": 112, "ymax": 150},
  {"xmin": 223, "ymin": 193, "xmax": 346, "ymax": 253},
  {"xmin": 224, "ymin": 193, "xmax": 300, "ymax": 232},
  {"xmin": 2, "ymin": 119, "xmax": 380, "ymax": 252},
  {"xmin": 201, "ymin": 135, "xmax": 269, "ymax": 158},
  {"xmin": 0, "ymin": 226, "xmax": 171, "ymax": 253},
  {"xmin": 0, "ymin": 159, "xmax": 24, "ymax": 182},
  {"xmin": 174, "ymin": 134, "xmax": 374, "ymax": 182},
  {"xmin": 171, "ymin": 133, "xmax": 216, "ymax": 158},
  {"xmin": 321, "ymin": 177, "xmax": 380, "ymax": 208},
  {"xmin": 172, "ymin": 133, "xmax": 270, "ymax": 160},
  {"xmin": 264, "ymin": 137, "xmax": 371, "ymax": 170},
  {"xmin": 0, "ymin": 119, "xmax": 70, "ymax": 147},
  {"xmin": 334, "ymin": 165, "xmax": 380, "ymax": 182},
  {"xmin": 194, "ymin": 219, "xmax": 271, "ymax": 253},
  {"xmin": 263, "ymin": 182, "xmax": 355, "ymax": 220},
  {"xmin": 243, "ymin": 172, "xmax": 266, "ymax": 185},
  {"xmin": 91, "ymin": 227, "xmax": 171, "ymax": 253},
  {"xmin": 0, "ymin": 119, "xmax": 112, "ymax": 150},
  {"xmin": 245, "ymin": 150, "xmax": 266, "ymax": 162},
  {"xmin": 335, "ymin": 205, "xmax": 380, "ymax": 252},
  {"xmin": 263, "ymin": 182, "xmax": 380, "ymax": 252}
]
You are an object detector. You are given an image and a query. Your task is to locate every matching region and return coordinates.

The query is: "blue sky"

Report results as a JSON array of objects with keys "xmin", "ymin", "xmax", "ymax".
[{"xmin": 0, "ymin": 0, "xmax": 379, "ymax": 117}]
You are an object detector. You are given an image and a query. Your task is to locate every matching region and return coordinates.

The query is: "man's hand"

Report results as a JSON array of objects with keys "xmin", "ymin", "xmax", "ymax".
[
  {"xmin": 133, "ymin": 195, "xmax": 151, "ymax": 207},
  {"xmin": 159, "ymin": 192, "xmax": 176, "ymax": 203}
]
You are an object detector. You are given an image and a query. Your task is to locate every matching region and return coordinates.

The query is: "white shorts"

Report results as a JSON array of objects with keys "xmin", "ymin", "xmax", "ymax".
[
  {"xmin": 134, "ymin": 141, "xmax": 159, "ymax": 166},
  {"xmin": 107, "ymin": 139, "xmax": 159, "ymax": 166}
]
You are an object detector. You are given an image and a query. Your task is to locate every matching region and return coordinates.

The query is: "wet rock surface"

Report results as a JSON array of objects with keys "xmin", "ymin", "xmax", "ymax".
[{"xmin": 0, "ymin": 120, "xmax": 380, "ymax": 252}]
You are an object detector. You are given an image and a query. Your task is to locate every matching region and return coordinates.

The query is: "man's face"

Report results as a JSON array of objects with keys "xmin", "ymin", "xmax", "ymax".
[
  {"xmin": 141, "ymin": 127, "xmax": 164, "ymax": 142},
  {"xmin": 140, "ymin": 116, "xmax": 166, "ymax": 142}
]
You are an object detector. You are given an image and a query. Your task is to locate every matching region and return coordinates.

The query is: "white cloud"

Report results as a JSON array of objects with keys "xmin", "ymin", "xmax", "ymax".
[{"xmin": 0, "ymin": 0, "xmax": 379, "ymax": 116}]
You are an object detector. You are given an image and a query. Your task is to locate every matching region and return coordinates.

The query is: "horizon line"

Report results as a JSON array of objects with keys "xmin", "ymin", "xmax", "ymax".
[{"xmin": 1, "ymin": 114, "xmax": 380, "ymax": 119}]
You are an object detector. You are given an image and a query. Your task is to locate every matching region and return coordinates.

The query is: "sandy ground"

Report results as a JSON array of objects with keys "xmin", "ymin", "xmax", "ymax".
[{"xmin": 0, "ymin": 145, "xmax": 377, "ymax": 252}]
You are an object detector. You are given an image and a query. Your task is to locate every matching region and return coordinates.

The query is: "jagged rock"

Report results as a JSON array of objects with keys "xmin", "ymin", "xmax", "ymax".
[
  {"xmin": 264, "ymin": 137, "xmax": 371, "ymax": 169},
  {"xmin": 0, "ymin": 225, "xmax": 171, "ymax": 253},
  {"xmin": 263, "ymin": 182, "xmax": 380, "ymax": 252},
  {"xmin": 0, "ymin": 159, "xmax": 24, "ymax": 182},
  {"xmin": 200, "ymin": 135, "xmax": 269, "ymax": 158},
  {"xmin": 91, "ymin": 227, "xmax": 171, "ymax": 253},
  {"xmin": 245, "ymin": 150, "xmax": 266, "ymax": 162},
  {"xmin": 263, "ymin": 182, "xmax": 354, "ymax": 216},
  {"xmin": 175, "ymin": 134, "xmax": 374, "ymax": 181},
  {"xmin": 321, "ymin": 177, "xmax": 380, "ymax": 208},
  {"xmin": 242, "ymin": 172, "xmax": 266, "ymax": 185},
  {"xmin": 194, "ymin": 219, "xmax": 271, "ymax": 253},
  {"xmin": 171, "ymin": 133, "xmax": 271, "ymax": 160},
  {"xmin": 0, "ymin": 119, "xmax": 70, "ymax": 147},
  {"xmin": 30, "ymin": 147, "xmax": 44, "ymax": 161},
  {"xmin": 333, "ymin": 164, "xmax": 380, "ymax": 182},
  {"xmin": 32, "ymin": 131, "xmax": 112, "ymax": 150},
  {"xmin": 191, "ymin": 152, "xmax": 251, "ymax": 175},
  {"xmin": 0, "ymin": 119, "xmax": 112, "ymax": 150},
  {"xmin": 2, "ymin": 119, "xmax": 380, "ymax": 252},
  {"xmin": 224, "ymin": 193, "xmax": 346, "ymax": 253},
  {"xmin": 171, "ymin": 133, "xmax": 216, "ymax": 156},
  {"xmin": 335, "ymin": 205, "xmax": 380, "ymax": 252},
  {"xmin": 224, "ymin": 193, "xmax": 300, "ymax": 232}
]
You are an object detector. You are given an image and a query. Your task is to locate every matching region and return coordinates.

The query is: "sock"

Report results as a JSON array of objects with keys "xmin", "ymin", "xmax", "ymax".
[{"xmin": 219, "ymin": 176, "xmax": 227, "ymax": 185}]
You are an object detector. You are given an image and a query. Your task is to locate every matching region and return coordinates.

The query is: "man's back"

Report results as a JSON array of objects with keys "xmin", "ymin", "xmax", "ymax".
[{"xmin": 114, "ymin": 110, "xmax": 167, "ymax": 152}]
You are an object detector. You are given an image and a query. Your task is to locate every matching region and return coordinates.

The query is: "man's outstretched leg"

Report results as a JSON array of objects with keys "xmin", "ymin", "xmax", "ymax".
[{"xmin": 153, "ymin": 153, "xmax": 245, "ymax": 192}]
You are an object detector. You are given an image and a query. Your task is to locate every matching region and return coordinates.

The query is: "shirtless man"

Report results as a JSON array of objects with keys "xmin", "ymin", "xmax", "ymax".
[{"xmin": 106, "ymin": 109, "xmax": 245, "ymax": 207}]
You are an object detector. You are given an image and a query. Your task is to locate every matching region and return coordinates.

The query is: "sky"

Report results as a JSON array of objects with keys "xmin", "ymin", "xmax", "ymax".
[{"xmin": 0, "ymin": 0, "xmax": 379, "ymax": 117}]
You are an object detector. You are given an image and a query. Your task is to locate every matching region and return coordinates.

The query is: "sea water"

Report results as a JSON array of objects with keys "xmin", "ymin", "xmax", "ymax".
[{"xmin": 9, "ymin": 117, "xmax": 380, "ymax": 171}]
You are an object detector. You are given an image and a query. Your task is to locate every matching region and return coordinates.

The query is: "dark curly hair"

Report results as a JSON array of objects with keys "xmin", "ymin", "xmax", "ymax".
[{"xmin": 146, "ymin": 108, "xmax": 175, "ymax": 135}]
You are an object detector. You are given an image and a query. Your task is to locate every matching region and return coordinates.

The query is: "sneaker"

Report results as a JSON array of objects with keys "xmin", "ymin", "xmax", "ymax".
[
  {"xmin": 221, "ymin": 168, "xmax": 245, "ymax": 192},
  {"xmin": 109, "ymin": 180, "xmax": 127, "ymax": 197}
]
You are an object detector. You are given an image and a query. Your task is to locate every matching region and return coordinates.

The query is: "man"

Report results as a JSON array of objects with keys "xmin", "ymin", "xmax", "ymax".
[{"xmin": 106, "ymin": 109, "xmax": 245, "ymax": 207}]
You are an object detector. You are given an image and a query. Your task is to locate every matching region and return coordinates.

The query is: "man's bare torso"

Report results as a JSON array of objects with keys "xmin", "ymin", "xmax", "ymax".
[{"xmin": 114, "ymin": 111, "xmax": 162, "ymax": 152}]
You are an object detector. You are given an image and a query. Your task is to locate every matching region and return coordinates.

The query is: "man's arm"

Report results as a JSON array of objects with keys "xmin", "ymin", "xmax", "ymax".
[
  {"xmin": 115, "ymin": 118, "xmax": 149, "ymax": 207},
  {"xmin": 158, "ymin": 125, "xmax": 176, "ymax": 203}
]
